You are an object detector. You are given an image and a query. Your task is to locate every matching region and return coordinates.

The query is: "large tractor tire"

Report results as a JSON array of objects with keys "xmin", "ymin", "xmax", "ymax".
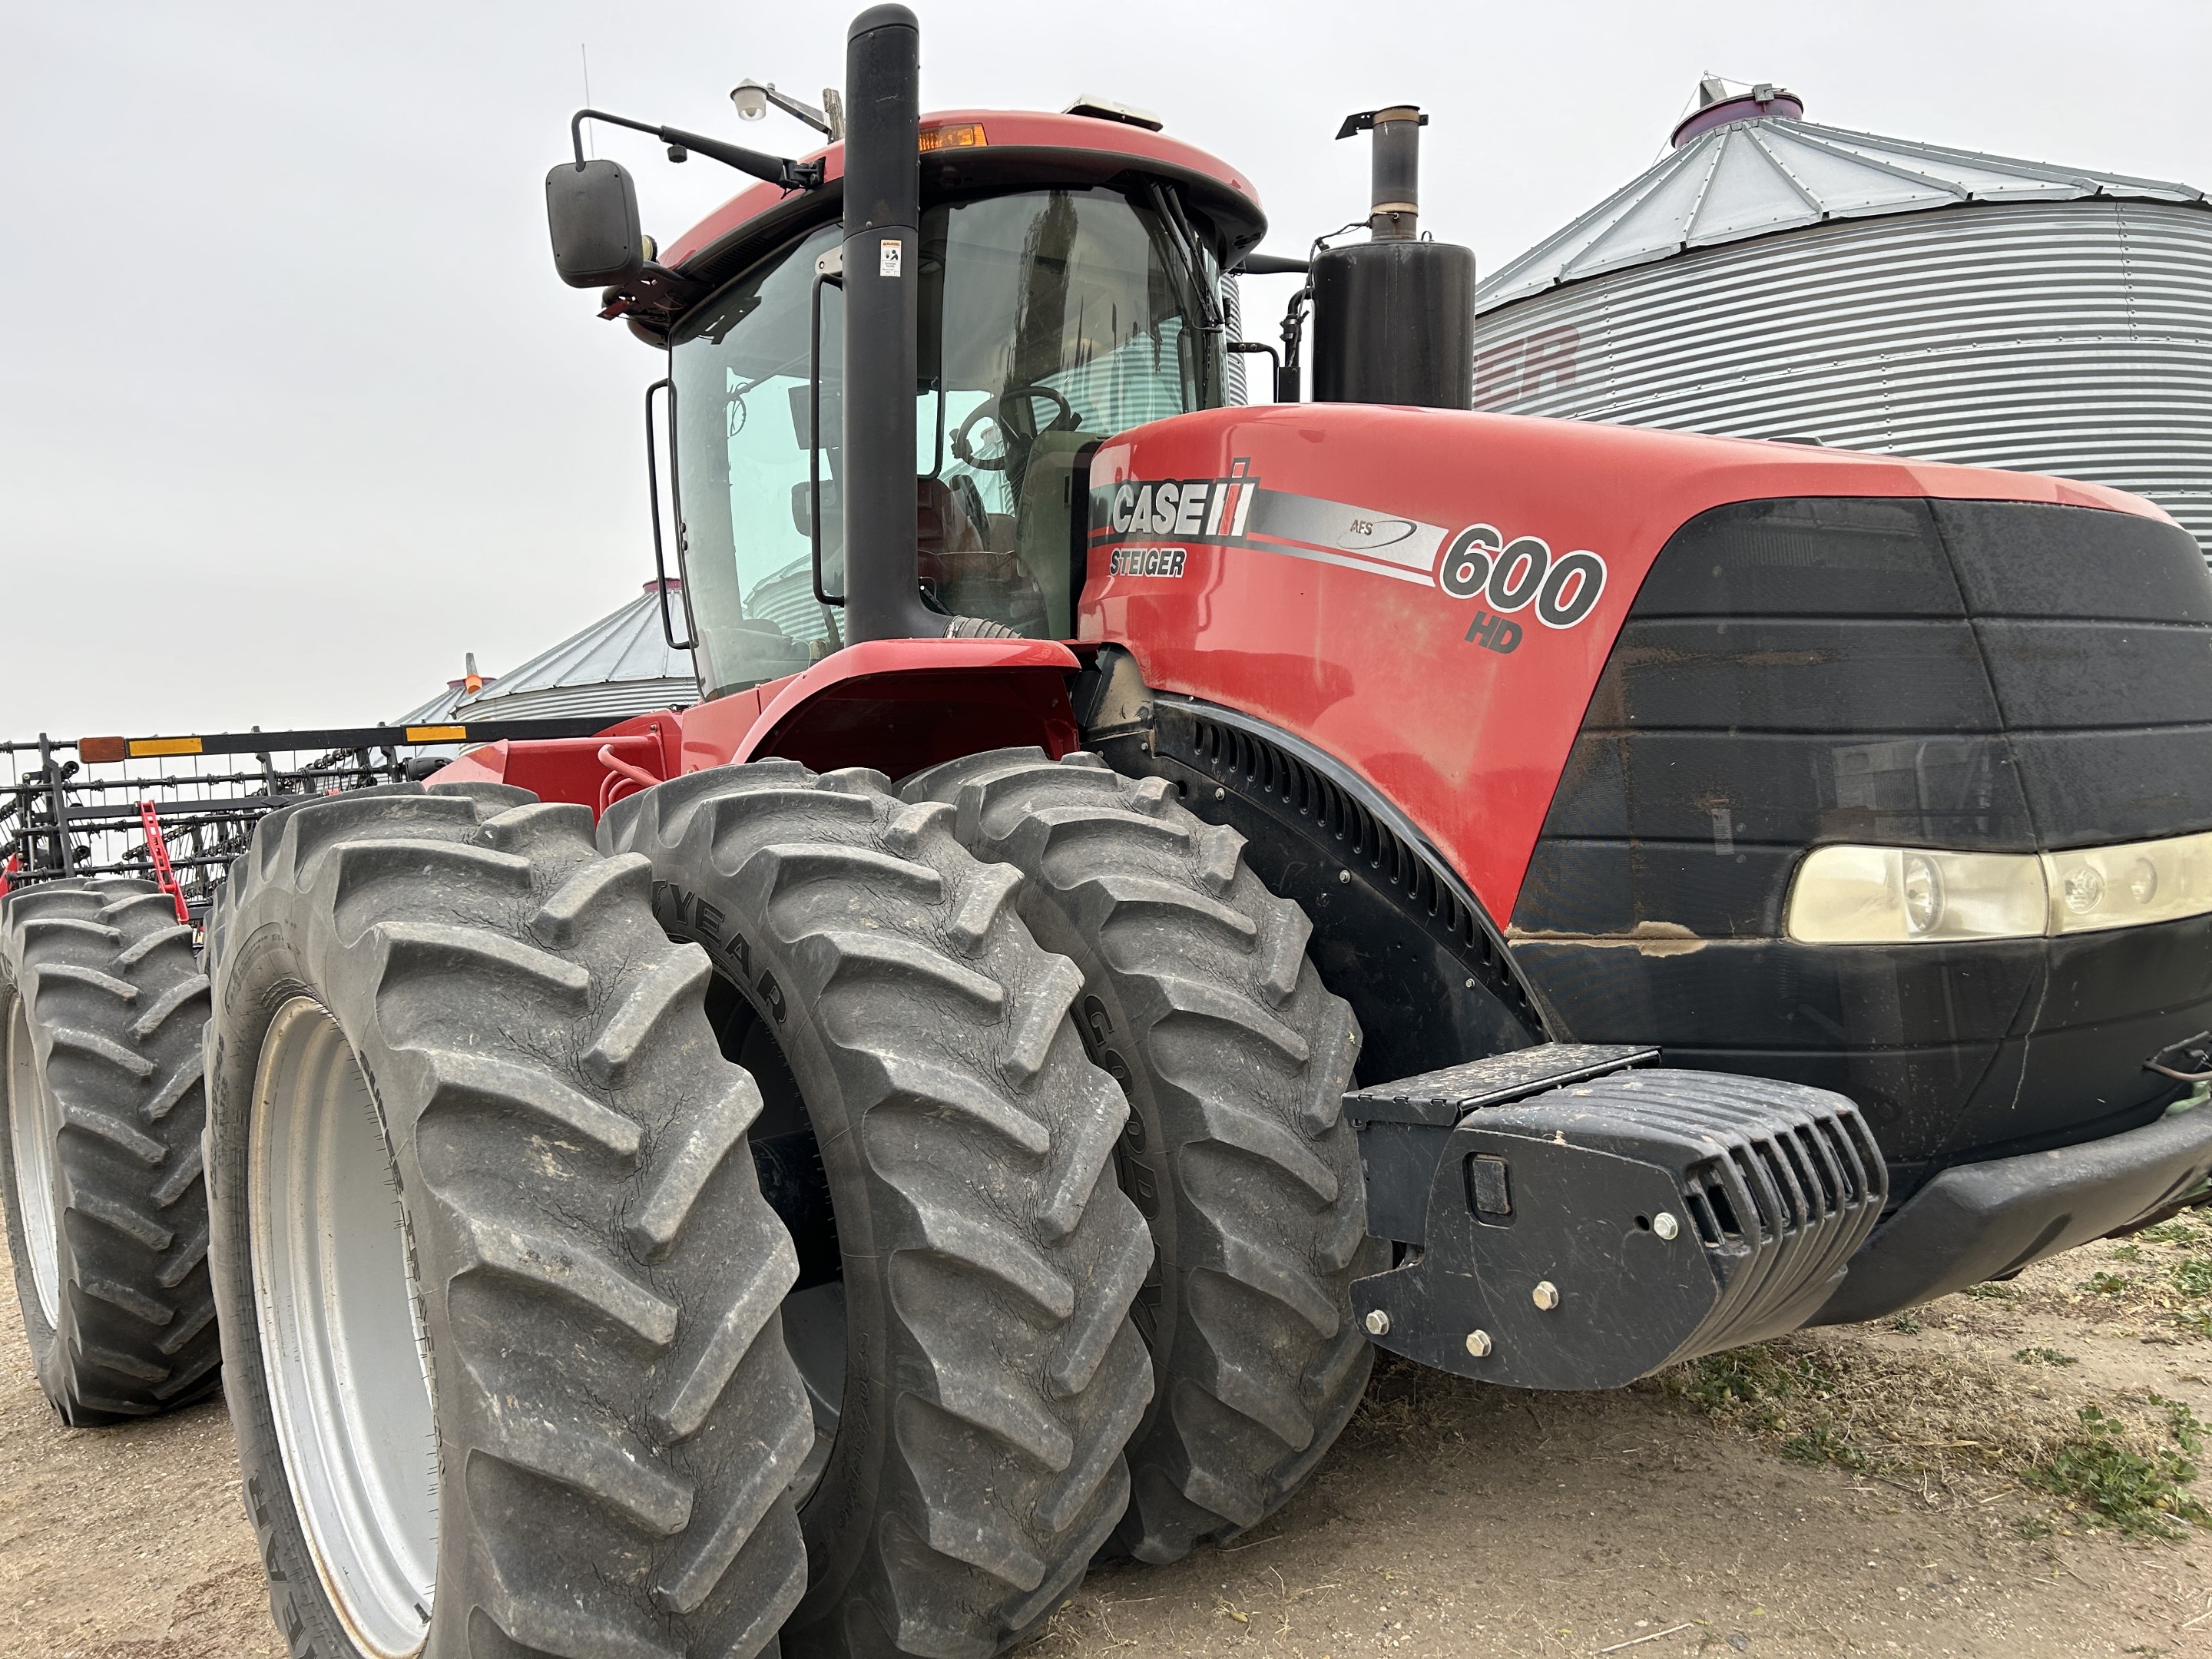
[
  {"xmin": 0, "ymin": 876, "xmax": 220, "ymax": 1425},
  {"xmin": 204, "ymin": 783, "xmax": 812, "ymax": 1659},
  {"xmin": 902, "ymin": 749, "xmax": 1379, "ymax": 1563},
  {"xmin": 601, "ymin": 760, "xmax": 1154, "ymax": 1659}
]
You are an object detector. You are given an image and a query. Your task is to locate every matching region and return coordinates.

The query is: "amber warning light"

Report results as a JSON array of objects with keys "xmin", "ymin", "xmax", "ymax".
[{"xmin": 919, "ymin": 122, "xmax": 986, "ymax": 153}]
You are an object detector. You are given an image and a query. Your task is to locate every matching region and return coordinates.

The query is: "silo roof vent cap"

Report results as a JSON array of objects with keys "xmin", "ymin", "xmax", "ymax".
[{"xmin": 1671, "ymin": 78, "xmax": 1804, "ymax": 147}]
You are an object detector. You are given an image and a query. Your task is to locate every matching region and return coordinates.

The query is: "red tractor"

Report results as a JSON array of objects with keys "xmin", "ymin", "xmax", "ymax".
[{"xmin": 8, "ymin": 5, "xmax": 2211, "ymax": 1657}]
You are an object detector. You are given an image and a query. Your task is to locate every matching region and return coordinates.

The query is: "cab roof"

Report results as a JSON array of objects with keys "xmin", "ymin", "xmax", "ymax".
[{"xmin": 611, "ymin": 109, "xmax": 1267, "ymax": 343}]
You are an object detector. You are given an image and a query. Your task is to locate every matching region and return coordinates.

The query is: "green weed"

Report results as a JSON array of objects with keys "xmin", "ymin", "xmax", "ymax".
[
  {"xmin": 2081, "ymin": 1270, "xmax": 2133, "ymax": 1297},
  {"xmin": 1678, "ymin": 1346, "xmax": 1789, "ymax": 1412},
  {"xmin": 1781, "ymin": 1423, "xmax": 1869, "ymax": 1472},
  {"xmin": 2138, "ymin": 1214, "xmax": 2210, "ymax": 1246},
  {"xmin": 2013, "ymin": 1346, "xmax": 2078, "ymax": 1366},
  {"xmin": 2153, "ymin": 1393, "xmax": 2206, "ymax": 1454},
  {"xmin": 2021, "ymin": 1405, "xmax": 2210, "ymax": 1538},
  {"xmin": 1965, "ymin": 1281, "xmax": 2016, "ymax": 1301}
]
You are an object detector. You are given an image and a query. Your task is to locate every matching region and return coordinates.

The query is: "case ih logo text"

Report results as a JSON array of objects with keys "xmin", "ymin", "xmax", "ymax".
[
  {"xmin": 1108, "ymin": 547, "xmax": 1188, "ymax": 578},
  {"xmin": 1108, "ymin": 463, "xmax": 1258, "ymax": 540},
  {"xmin": 1439, "ymin": 524, "xmax": 1607, "ymax": 654}
]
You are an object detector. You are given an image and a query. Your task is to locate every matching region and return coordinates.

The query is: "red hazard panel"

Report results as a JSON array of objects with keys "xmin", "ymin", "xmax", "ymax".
[{"xmin": 1081, "ymin": 405, "xmax": 2161, "ymax": 922}]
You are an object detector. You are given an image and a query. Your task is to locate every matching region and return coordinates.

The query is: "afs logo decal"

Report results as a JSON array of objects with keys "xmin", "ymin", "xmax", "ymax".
[{"xmin": 1439, "ymin": 525, "xmax": 1607, "ymax": 656}]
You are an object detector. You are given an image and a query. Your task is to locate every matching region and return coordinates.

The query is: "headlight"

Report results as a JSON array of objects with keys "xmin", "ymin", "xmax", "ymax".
[
  {"xmin": 1787, "ymin": 830, "xmax": 2212, "ymax": 943},
  {"xmin": 1786, "ymin": 846, "xmax": 2047, "ymax": 943},
  {"xmin": 2044, "ymin": 830, "xmax": 2212, "ymax": 934}
]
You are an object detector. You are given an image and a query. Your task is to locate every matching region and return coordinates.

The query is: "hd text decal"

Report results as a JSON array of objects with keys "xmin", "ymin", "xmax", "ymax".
[{"xmin": 1438, "ymin": 525, "xmax": 1607, "ymax": 656}]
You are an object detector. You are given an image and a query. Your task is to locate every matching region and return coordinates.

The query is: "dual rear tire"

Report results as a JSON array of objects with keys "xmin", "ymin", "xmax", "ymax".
[
  {"xmin": 600, "ymin": 760, "xmax": 1156, "ymax": 1657},
  {"xmin": 902, "ymin": 750, "xmax": 1379, "ymax": 1561},
  {"xmin": 188, "ymin": 750, "xmax": 1373, "ymax": 1659},
  {"xmin": 1, "ymin": 877, "xmax": 220, "ymax": 1426},
  {"xmin": 206, "ymin": 783, "xmax": 812, "ymax": 1659}
]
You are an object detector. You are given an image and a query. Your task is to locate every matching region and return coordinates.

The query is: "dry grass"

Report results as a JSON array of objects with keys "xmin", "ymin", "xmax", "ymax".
[
  {"xmin": 1330, "ymin": 1198, "xmax": 2212, "ymax": 1546},
  {"xmin": 1634, "ymin": 1199, "xmax": 2212, "ymax": 1541},
  {"xmin": 1657, "ymin": 1331, "xmax": 2210, "ymax": 1536}
]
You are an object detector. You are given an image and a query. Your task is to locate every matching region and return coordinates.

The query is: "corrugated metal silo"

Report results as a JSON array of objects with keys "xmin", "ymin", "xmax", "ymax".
[
  {"xmin": 1471, "ymin": 82, "xmax": 2212, "ymax": 558},
  {"xmin": 449, "ymin": 581, "xmax": 698, "ymax": 724}
]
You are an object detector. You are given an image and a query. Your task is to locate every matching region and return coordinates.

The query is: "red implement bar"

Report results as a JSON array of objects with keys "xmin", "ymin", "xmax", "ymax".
[{"xmin": 137, "ymin": 801, "xmax": 190, "ymax": 925}]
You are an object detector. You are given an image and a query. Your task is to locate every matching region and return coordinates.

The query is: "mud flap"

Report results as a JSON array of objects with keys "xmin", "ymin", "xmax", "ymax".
[{"xmin": 1349, "ymin": 1051, "xmax": 1886, "ymax": 1389}]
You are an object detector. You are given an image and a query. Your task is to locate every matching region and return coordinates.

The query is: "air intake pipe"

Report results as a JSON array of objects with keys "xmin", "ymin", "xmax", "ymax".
[
  {"xmin": 839, "ymin": 4, "xmax": 942, "ymax": 641},
  {"xmin": 1310, "ymin": 107, "xmax": 1476, "ymax": 410}
]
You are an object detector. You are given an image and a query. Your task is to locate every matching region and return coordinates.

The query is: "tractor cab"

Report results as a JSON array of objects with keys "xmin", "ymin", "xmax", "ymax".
[
  {"xmin": 675, "ymin": 177, "xmax": 1224, "ymax": 690},
  {"xmin": 560, "ymin": 105, "xmax": 1267, "ymax": 699}
]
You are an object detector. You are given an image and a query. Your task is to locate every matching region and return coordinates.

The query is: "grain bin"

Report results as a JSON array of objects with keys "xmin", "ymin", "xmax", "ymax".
[
  {"xmin": 1472, "ymin": 81, "xmax": 2212, "ymax": 558},
  {"xmin": 448, "ymin": 579, "xmax": 698, "ymax": 724}
]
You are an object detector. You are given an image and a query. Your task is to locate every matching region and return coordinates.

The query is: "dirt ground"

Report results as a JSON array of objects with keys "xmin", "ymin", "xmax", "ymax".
[{"xmin": 8, "ymin": 1223, "xmax": 2212, "ymax": 1658}]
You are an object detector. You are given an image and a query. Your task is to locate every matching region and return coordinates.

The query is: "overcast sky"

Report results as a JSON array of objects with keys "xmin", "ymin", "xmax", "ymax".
[{"xmin": 7, "ymin": 1, "xmax": 2209, "ymax": 739}]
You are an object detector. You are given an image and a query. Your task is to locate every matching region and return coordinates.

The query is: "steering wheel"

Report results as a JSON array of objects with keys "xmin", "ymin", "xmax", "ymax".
[{"xmin": 950, "ymin": 385, "xmax": 1078, "ymax": 471}]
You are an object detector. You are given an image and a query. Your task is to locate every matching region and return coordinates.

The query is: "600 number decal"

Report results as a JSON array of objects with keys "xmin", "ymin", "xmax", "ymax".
[{"xmin": 1438, "ymin": 525, "xmax": 1607, "ymax": 631}]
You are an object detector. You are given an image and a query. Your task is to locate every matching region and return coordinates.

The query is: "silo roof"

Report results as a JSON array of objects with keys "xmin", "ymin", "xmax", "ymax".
[
  {"xmin": 391, "ymin": 677, "xmax": 477, "ymax": 727},
  {"xmin": 452, "ymin": 581, "xmax": 698, "ymax": 724},
  {"xmin": 1478, "ymin": 99, "xmax": 2207, "ymax": 313}
]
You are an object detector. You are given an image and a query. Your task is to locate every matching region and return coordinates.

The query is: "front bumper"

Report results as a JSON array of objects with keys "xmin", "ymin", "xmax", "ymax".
[
  {"xmin": 1810, "ymin": 1101, "xmax": 2212, "ymax": 1326},
  {"xmin": 1508, "ymin": 909, "xmax": 2212, "ymax": 1201}
]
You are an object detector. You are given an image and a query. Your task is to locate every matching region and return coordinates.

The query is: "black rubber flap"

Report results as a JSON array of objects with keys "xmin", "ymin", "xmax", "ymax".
[{"xmin": 1353, "ymin": 1068, "xmax": 1886, "ymax": 1388}]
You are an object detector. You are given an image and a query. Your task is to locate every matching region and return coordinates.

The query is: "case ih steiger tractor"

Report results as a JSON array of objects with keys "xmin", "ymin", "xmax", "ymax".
[{"xmin": 9, "ymin": 5, "xmax": 2212, "ymax": 1657}]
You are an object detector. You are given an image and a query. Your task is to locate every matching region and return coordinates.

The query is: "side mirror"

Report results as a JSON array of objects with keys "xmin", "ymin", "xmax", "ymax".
[{"xmin": 545, "ymin": 159, "xmax": 644, "ymax": 287}]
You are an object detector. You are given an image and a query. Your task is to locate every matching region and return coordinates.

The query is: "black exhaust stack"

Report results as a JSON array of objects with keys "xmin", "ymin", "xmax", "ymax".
[
  {"xmin": 840, "ymin": 5, "xmax": 939, "ymax": 641},
  {"xmin": 1310, "ymin": 107, "xmax": 1475, "ymax": 410}
]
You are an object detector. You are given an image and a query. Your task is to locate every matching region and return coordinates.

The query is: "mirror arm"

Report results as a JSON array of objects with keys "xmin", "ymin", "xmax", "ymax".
[{"xmin": 570, "ymin": 108, "xmax": 826, "ymax": 190}]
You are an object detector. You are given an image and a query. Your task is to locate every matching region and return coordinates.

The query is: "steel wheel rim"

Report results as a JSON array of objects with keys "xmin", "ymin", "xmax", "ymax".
[
  {"xmin": 6, "ymin": 992, "xmax": 65, "ymax": 1330},
  {"xmin": 248, "ymin": 997, "xmax": 437, "ymax": 1659}
]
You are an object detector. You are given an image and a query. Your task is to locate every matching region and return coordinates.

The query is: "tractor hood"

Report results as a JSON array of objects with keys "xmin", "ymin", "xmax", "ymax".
[
  {"xmin": 1081, "ymin": 405, "xmax": 2166, "ymax": 919},
  {"xmin": 1081, "ymin": 405, "xmax": 2212, "ymax": 1200}
]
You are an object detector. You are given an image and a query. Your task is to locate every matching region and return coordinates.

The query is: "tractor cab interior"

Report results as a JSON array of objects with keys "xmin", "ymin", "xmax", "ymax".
[{"xmin": 672, "ymin": 184, "xmax": 1227, "ymax": 697}]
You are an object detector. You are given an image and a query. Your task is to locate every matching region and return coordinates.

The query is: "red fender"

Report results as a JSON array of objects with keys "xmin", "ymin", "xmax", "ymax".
[{"xmin": 433, "ymin": 637, "xmax": 1081, "ymax": 813}]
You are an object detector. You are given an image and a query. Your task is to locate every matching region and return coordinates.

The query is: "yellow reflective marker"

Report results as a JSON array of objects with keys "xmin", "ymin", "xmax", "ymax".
[
  {"xmin": 128, "ymin": 737, "xmax": 204, "ymax": 757},
  {"xmin": 405, "ymin": 726, "xmax": 468, "ymax": 743}
]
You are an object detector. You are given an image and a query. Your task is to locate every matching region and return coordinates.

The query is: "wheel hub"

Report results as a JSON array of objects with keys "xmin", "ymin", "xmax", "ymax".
[
  {"xmin": 247, "ymin": 997, "xmax": 438, "ymax": 1659},
  {"xmin": 6, "ymin": 992, "xmax": 65, "ymax": 1330}
]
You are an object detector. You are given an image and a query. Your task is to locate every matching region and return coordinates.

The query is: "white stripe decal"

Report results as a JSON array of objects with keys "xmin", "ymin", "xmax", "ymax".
[{"xmin": 1241, "ymin": 539, "xmax": 1439, "ymax": 586}]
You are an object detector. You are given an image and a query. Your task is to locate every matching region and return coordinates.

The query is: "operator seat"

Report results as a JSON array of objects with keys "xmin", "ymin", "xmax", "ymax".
[{"xmin": 916, "ymin": 475, "xmax": 1048, "ymax": 635}]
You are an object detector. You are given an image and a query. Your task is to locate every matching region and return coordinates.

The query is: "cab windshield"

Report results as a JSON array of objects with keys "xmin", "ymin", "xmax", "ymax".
[{"xmin": 671, "ymin": 186, "xmax": 1224, "ymax": 697}]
